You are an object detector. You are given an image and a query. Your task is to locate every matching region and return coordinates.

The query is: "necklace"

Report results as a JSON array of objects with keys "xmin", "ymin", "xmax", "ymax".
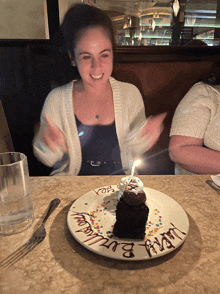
[{"xmin": 95, "ymin": 115, "xmax": 100, "ymax": 119}]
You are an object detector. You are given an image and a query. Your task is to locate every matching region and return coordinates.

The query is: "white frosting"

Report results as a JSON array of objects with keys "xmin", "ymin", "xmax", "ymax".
[{"xmin": 118, "ymin": 176, "xmax": 144, "ymax": 200}]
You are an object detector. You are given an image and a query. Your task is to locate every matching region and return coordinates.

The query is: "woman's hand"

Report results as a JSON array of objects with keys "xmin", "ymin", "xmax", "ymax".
[
  {"xmin": 42, "ymin": 117, "xmax": 68, "ymax": 152},
  {"xmin": 141, "ymin": 112, "xmax": 167, "ymax": 150}
]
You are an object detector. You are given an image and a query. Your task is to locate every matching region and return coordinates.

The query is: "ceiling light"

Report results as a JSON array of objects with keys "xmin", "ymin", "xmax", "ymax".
[
  {"xmin": 138, "ymin": 31, "xmax": 142, "ymax": 40},
  {"xmin": 173, "ymin": 0, "xmax": 180, "ymax": 17},
  {"xmin": 152, "ymin": 19, "xmax": 156, "ymax": 32}
]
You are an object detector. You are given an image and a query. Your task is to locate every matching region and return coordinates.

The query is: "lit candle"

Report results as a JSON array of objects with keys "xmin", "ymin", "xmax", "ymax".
[{"xmin": 131, "ymin": 159, "xmax": 141, "ymax": 177}]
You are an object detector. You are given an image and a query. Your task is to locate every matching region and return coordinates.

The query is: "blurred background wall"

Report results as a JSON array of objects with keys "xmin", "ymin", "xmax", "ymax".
[{"xmin": 0, "ymin": 0, "xmax": 45, "ymax": 39}]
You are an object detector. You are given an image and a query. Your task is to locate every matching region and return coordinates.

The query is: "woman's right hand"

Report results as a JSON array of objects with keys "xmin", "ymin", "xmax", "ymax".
[
  {"xmin": 42, "ymin": 117, "xmax": 68, "ymax": 152},
  {"xmin": 140, "ymin": 112, "xmax": 167, "ymax": 150}
]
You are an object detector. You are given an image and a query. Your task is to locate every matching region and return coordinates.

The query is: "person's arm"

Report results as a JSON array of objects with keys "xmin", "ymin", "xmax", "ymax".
[
  {"xmin": 169, "ymin": 135, "xmax": 220, "ymax": 174},
  {"xmin": 141, "ymin": 112, "xmax": 167, "ymax": 150},
  {"xmin": 33, "ymin": 90, "xmax": 67, "ymax": 167},
  {"xmin": 169, "ymin": 82, "xmax": 220, "ymax": 174},
  {"xmin": 41, "ymin": 117, "xmax": 67, "ymax": 152},
  {"xmin": 125, "ymin": 83, "xmax": 166, "ymax": 153}
]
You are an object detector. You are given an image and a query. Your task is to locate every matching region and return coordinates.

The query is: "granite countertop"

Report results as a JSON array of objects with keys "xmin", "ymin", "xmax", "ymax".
[{"xmin": 1, "ymin": 175, "xmax": 220, "ymax": 294}]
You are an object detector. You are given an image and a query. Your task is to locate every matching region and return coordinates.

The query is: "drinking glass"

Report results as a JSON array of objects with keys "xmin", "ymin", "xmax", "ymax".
[{"xmin": 0, "ymin": 152, "xmax": 34, "ymax": 235}]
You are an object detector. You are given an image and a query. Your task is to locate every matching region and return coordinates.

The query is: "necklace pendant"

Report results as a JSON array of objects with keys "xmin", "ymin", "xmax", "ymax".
[{"xmin": 95, "ymin": 115, "xmax": 100, "ymax": 119}]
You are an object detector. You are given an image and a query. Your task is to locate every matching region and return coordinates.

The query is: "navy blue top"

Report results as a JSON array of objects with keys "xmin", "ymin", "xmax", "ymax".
[{"xmin": 75, "ymin": 115, "xmax": 125, "ymax": 175}]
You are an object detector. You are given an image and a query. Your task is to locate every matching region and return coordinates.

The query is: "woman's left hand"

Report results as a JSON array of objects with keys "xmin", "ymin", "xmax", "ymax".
[{"xmin": 141, "ymin": 112, "xmax": 167, "ymax": 150}]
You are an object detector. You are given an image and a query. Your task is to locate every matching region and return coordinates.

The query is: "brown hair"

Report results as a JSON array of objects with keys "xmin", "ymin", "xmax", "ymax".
[{"xmin": 61, "ymin": 3, "xmax": 115, "ymax": 60}]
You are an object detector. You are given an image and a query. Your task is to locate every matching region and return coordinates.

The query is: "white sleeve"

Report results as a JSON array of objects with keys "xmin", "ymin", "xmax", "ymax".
[
  {"xmin": 33, "ymin": 89, "xmax": 65, "ymax": 167},
  {"xmin": 170, "ymin": 82, "xmax": 212, "ymax": 138},
  {"xmin": 124, "ymin": 83, "xmax": 149, "ymax": 157},
  {"xmin": 126, "ymin": 83, "xmax": 147, "ymax": 129}
]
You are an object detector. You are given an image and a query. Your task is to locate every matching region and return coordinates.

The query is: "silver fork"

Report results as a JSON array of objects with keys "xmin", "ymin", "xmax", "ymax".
[
  {"xmin": 0, "ymin": 198, "xmax": 61, "ymax": 268},
  {"xmin": 206, "ymin": 180, "xmax": 220, "ymax": 194}
]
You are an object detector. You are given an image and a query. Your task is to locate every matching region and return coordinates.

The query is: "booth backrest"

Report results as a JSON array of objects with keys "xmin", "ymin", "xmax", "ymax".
[
  {"xmin": 113, "ymin": 60, "xmax": 214, "ymax": 118},
  {"xmin": 0, "ymin": 100, "xmax": 14, "ymax": 153}
]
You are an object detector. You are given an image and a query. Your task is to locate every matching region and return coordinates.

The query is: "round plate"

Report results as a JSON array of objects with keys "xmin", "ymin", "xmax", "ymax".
[{"xmin": 67, "ymin": 185, "xmax": 189, "ymax": 260}]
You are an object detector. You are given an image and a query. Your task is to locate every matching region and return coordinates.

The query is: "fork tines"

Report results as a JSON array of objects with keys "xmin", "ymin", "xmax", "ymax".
[{"xmin": 0, "ymin": 237, "xmax": 44, "ymax": 268}]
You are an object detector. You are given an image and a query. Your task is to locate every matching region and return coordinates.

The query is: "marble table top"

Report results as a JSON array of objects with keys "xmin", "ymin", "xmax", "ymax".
[{"xmin": 1, "ymin": 175, "xmax": 220, "ymax": 294}]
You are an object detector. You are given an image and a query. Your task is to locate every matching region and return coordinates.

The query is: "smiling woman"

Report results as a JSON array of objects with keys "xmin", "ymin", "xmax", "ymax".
[
  {"xmin": 33, "ymin": 3, "xmax": 166, "ymax": 176},
  {"xmin": 71, "ymin": 27, "xmax": 113, "ymax": 96}
]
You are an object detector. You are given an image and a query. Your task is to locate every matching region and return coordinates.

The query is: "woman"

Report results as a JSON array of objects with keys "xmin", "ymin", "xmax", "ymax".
[
  {"xmin": 169, "ymin": 62, "xmax": 220, "ymax": 175},
  {"xmin": 33, "ymin": 4, "xmax": 165, "ymax": 176}
]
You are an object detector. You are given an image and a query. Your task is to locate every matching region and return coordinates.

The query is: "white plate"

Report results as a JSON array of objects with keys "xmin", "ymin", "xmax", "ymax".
[
  {"xmin": 211, "ymin": 174, "xmax": 220, "ymax": 187},
  {"xmin": 67, "ymin": 185, "xmax": 189, "ymax": 261}
]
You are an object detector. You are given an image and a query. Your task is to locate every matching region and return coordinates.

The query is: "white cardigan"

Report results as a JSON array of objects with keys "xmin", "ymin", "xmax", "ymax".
[{"xmin": 33, "ymin": 77, "xmax": 148, "ymax": 176}]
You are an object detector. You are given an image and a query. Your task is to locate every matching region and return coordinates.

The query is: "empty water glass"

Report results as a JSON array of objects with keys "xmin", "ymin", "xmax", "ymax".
[{"xmin": 0, "ymin": 152, "xmax": 34, "ymax": 235}]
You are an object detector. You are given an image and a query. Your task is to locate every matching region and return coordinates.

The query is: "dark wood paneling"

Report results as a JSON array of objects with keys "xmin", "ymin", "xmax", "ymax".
[
  {"xmin": 0, "ymin": 40, "xmax": 220, "ymax": 62},
  {"xmin": 114, "ymin": 46, "xmax": 220, "ymax": 63}
]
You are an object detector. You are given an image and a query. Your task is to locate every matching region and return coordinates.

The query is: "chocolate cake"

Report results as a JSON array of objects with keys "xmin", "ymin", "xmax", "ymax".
[{"xmin": 113, "ymin": 186, "xmax": 149, "ymax": 239}]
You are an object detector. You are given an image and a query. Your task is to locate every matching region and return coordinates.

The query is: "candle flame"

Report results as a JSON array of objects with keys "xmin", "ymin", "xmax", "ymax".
[
  {"xmin": 131, "ymin": 159, "xmax": 142, "ymax": 177},
  {"xmin": 134, "ymin": 159, "xmax": 141, "ymax": 167}
]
